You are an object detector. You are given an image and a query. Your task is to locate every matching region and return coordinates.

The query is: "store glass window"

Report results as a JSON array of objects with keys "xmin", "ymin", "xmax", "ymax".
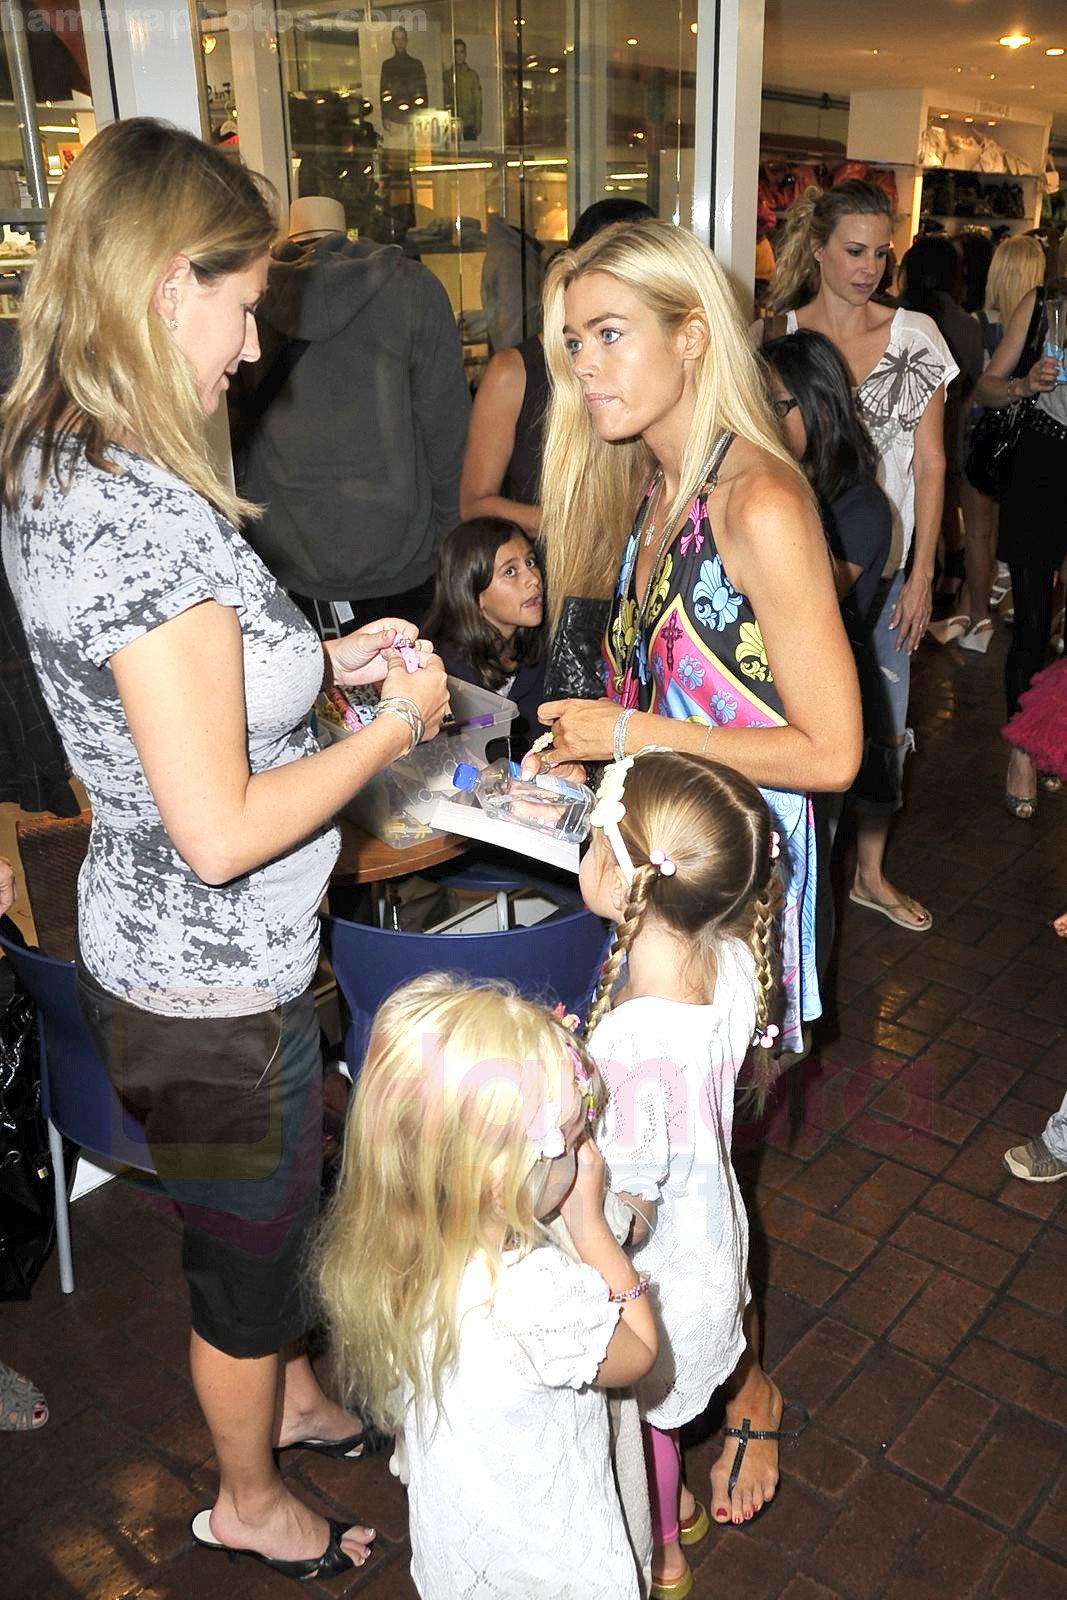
[
  {"xmin": 0, "ymin": 1, "xmax": 103, "ymax": 320},
  {"xmin": 198, "ymin": 2, "xmax": 697, "ymax": 376}
]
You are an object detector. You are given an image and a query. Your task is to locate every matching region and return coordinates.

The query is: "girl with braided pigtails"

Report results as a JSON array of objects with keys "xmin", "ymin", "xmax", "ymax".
[{"xmin": 578, "ymin": 748, "xmax": 807, "ymax": 1600}]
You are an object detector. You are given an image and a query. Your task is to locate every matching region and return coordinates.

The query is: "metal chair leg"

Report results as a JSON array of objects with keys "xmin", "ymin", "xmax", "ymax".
[{"xmin": 48, "ymin": 1118, "xmax": 73, "ymax": 1294}]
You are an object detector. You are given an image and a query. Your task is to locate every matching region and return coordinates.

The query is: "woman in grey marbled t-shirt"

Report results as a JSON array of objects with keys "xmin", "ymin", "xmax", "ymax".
[{"xmin": 1, "ymin": 120, "xmax": 449, "ymax": 1581}]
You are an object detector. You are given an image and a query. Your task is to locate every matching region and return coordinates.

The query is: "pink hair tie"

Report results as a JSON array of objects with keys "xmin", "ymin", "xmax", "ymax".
[
  {"xmin": 649, "ymin": 848, "xmax": 676, "ymax": 878},
  {"xmin": 758, "ymin": 1024, "xmax": 780, "ymax": 1049},
  {"xmin": 769, "ymin": 830, "xmax": 781, "ymax": 860}
]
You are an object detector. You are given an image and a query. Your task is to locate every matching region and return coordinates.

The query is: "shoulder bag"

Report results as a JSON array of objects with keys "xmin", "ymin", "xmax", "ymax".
[{"xmin": 964, "ymin": 288, "xmax": 1046, "ymax": 498}]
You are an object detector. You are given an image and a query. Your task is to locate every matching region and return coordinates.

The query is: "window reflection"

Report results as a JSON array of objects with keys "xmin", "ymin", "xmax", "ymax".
[{"xmin": 197, "ymin": 2, "xmax": 697, "ymax": 372}]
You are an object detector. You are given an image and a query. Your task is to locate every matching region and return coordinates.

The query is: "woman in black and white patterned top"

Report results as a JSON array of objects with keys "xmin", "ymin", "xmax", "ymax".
[{"xmin": 1, "ymin": 119, "xmax": 449, "ymax": 1583}]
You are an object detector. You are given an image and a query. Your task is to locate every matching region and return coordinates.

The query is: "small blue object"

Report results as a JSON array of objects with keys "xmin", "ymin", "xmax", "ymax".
[{"xmin": 453, "ymin": 762, "xmax": 479, "ymax": 790}]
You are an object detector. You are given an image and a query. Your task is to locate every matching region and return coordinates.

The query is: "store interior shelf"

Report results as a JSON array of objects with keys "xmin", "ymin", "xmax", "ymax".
[{"xmin": 919, "ymin": 168, "xmax": 1039, "ymax": 180}]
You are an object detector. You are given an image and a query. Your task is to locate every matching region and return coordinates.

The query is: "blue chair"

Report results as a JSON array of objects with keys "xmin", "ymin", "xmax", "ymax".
[
  {"xmin": 0, "ymin": 924, "xmax": 156, "ymax": 1294},
  {"xmin": 323, "ymin": 905, "xmax": 609, "ymax": 1077}
]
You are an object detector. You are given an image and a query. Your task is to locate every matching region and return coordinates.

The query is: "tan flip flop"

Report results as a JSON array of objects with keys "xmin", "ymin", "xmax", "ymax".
[{"xmin": 848, "ymin": 888, "xmax": 933, "ymax": 932}]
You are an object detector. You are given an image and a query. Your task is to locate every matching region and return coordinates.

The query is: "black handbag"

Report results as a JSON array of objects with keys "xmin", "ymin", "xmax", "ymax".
[
  {"xmin": 964, "ymin": 289, "xmax": 1046, "ymax": 498},
  {"xmin": 542, "ymin": 595, "xmax": 611, "ymax": 700},
  {"xmin": 0, "ymin": 919, "xmax": 56, "ymax": 1301}
]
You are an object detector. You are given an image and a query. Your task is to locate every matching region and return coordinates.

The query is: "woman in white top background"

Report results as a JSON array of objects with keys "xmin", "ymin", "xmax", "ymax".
[{"xmin": 763, "ymin": 181, "xmax": 957, "ymax": 934}]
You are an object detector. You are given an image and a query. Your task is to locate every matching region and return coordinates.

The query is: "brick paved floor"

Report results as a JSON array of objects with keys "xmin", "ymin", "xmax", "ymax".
[{"xmin": 3, "ymin": 634, "xmax": 1066, "ymax": 1600}]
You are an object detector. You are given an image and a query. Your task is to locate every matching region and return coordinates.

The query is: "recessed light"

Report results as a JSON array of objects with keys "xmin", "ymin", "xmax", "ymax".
[
  {"xmin": 548, "ymin": 64, "xmax": 559, "ymax": 73},
  {"xmin": 939, "ymin": 111, "xmax": 950, "ymax": 118},
  {"xmin": 999, "ymin": 33, "xmax": 1031, "ymax": 49},
  {"xmin": 690, "ymin": 21, "xmax": 698, "ymax": 34},
  {"xmin": 964, "ymin": 115, "xmax": 974, "ymax": 122},
  {"xmin": 626, "ymin": 37, "xmax": 638, "ymax": 45},
  {"xmin": 1047, "ymin": 46, "xmax": 1065, "ymax": 55},
  {"xmin": 988, "ymin": 120, "xmax": 997, "ymax": 126},
  {"xmin": 989, "ymin": 72, "xmax": 997, "ymax": 79}
]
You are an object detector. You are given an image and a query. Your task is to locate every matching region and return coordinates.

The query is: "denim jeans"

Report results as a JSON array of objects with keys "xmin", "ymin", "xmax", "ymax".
[{"xmin": 851, "ymin": 569, "xmax": 916, "ymax": 816}]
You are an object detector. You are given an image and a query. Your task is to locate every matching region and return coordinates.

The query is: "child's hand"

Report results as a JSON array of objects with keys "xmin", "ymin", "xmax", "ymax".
[{"xmin": 560, "ymin": 1136, "xmax": 608, "ymax": 1242}]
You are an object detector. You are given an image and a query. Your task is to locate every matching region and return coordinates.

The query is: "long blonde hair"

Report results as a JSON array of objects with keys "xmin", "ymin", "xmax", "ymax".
[
  {"xmin": 584, "ymin": 750, "xmax": 782, "ymax": 1108},
  {"xmin": 314, "ymin": 975, "xmax": 602, "ymax": 1430},
  {"xmin": 768, "ymin": 180, "xmax": 894, "ymax": 313},
  {"xmin": 0, "ymin": 117, "xmax": 277, "ymax": 525},
  {"xmin": 985, "ymin": 234, "xmax": 1046, "ymax": 326},
  {"xmin": 539, "ymin": 219, "xmax": 803, "ymax": 632}
]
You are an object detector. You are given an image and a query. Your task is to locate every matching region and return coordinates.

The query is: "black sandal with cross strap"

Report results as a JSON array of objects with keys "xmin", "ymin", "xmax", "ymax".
[{"xmin": 724, "ymin": 1400, "xmax": 811, "ymax": 1502}]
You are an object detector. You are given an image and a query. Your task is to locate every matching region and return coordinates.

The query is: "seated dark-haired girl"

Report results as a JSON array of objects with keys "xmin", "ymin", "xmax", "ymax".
[{"xmin": 423, "ymin": 518, "xmax": 548, "ymax": 758}]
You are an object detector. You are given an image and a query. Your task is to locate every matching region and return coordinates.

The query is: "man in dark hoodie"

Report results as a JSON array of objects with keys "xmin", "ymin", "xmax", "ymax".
[{"xmin": 230, "ymin": 195, "xmax": 470, "ymax": 634}]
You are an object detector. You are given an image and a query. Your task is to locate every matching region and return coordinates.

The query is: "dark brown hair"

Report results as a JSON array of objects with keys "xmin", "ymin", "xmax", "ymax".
[{"xmin": 423, "ymin": 518, "xmax": 545, "ymax": 691}]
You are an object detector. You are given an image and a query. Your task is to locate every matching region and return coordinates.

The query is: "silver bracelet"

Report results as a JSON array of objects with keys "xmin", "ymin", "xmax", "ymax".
[
  {"xmin": 373, "ymin": 701, "xmax": 422, "ymax": 755},
  {"xmin": 613, "ymin": 708, "xmax": 635, "ymax": 764}
]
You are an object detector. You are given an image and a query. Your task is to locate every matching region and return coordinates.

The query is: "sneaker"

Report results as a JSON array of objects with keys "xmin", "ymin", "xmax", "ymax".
[{"xmin": 1003, "ymin": 1136, "xmax": 1067, "ymax": 1183}]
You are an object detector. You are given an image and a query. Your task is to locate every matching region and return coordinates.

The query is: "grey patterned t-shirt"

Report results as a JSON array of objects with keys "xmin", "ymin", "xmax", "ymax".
[{"xmin": 2, "ymin": 442, "xmax": 340, "ymax": 1017}]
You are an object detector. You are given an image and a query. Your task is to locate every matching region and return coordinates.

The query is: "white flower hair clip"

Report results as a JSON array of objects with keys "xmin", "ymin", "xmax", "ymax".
[
  {"xmin": 769, "ymin": 830, "xmax": 781, "ymax": 860},
  {"xmin": 529, "ymin": 1106, "xmax": 567, "ymax": 1161},
  {"xmin": 589, "ymin": 757, "xmax": 636, "ymax": 884}
]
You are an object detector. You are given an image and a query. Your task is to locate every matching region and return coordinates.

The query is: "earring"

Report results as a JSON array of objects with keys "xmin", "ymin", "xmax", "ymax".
[{"xmin": 167, "ymin": 318, "xmax": 178, "ymax": 331}]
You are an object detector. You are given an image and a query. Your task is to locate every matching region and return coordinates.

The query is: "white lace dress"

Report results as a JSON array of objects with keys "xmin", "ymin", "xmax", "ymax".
[
  {"xmin": 590, "ymin": 939, "xmax": 758, "ymax": 1431},
  {"xmin": 397, "ymin": 1245, "xmax": 639, "ymax": 1599}
]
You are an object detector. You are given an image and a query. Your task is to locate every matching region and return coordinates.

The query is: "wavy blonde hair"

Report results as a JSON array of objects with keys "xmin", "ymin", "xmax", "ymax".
[
  {"xmin": 985, "ymin": 234, "xmax": 1046, "ymax": 326},
  {"xmin": 0, "ymin": 117, "xmax": 277, "ymax": 524},
  {"xmin": 768, "ymin": 180, "xmax": 894, "ymax": 314},
  {"xmin": 584, "ymin": 750, "xmax": 782, "ymax": 1109},
  {"xmin": 314, "ymin": 975, "xmax": 603, "ymax": 1430},
  {"xmin": 539, "ymin": 219, "xmax": 803, "ymax": 632}
]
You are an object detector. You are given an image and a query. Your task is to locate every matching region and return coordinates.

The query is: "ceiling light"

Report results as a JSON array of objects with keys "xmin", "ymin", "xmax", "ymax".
[
  {"xmin": 1047, "ymin": 46, "xmax": 1065, "ymax": 55},
  {"xmin": 690, "ymin": 21, "xmax": 698, "ymax": 33},
  {"xmin": 868, "ymin": 48, "xmax": 880, "ymax": 54},
  {"xmin": 988, "ymin": 120, "xmax": 997, "ymax": 126},
  {"xmin": 939, "ymin": 111, "xmax": 950, "ymax": 118},
  {"xmin": 548, "ymin": 64, "xmax": 559, "ymax": 73},
  {"xmin": 626, "ymin": 37, "xmax": 638, "ymax": 46},
  {"xmin": 998, "ymin": 34, "xmax": 1031, "ymax": 49},
  {"xmin": 964, "ymin": 115, "xmax": 974, "ymax": 122}
]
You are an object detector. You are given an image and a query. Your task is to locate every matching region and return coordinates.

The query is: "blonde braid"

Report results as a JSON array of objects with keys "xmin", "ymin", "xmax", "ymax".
[
  {"xmin": 583, "ymin": 866, "xmax": 657, "ymax": 1040},
  {"xmin": 744, "ymin": 874, "xmax": 785, "ymax": 1114}
]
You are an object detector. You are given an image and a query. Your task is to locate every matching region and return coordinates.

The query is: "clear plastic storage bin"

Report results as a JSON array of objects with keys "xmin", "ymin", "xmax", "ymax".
[{"xmin": 316, "ymin": 677, "xmax": 518, "ymax": 848}]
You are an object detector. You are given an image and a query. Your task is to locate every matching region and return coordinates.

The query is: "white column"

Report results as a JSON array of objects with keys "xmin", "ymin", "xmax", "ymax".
[
  {"xmin": 79, "ymin": 0, "xmax": 116, "ymax": 125},
  {"xmin": 692, "ymin": 0, "xmax": 764, "ymax": 311},
  {"xmin": 227, "ymin": 5, "xmax": 289, "ymax": 205},
  {"xmin": 566, "ymin": 0, "xmax": 609, "ymax": 223},
  {"xmin": 101, "ymin": 0, "xmax": 206, "ymax": 133}
]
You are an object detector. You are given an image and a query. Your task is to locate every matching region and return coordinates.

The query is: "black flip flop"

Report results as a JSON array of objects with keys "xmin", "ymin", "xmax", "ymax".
[
  {"xmin": 279, "ymin": 1420, "xmax": 393, "ymax": 1460},
  {"xmin": 191, "ymin": 1509, "xmax": 364, "ymax": 1580},
  {"xmin": 721, "ymin": 1401, "xmax": 811, "ymax": 1521}
]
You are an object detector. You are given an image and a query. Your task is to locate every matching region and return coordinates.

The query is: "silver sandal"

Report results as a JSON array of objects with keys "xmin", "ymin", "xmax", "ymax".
[{"xmin": 0, "ymin": 1360, "xmax": 48, "ymax": 1431}]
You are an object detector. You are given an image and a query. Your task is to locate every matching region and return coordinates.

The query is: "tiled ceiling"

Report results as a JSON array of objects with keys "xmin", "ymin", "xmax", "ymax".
[{"xmin": 763, "ymin": 0, "xmax": 1067, "ymax": 138}]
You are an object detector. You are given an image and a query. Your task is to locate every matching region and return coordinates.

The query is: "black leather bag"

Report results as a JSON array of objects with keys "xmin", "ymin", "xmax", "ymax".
[
  {"xmin": 964, "ymin": 289, "xmax": 1046, "ymax": 498},
  {"xmin": 542, "ymin": 596, "xmax": 611, "ymax": 701},
  {"xmin": 0, "ymin": 920, "xmax": 55, "ymax": 1301}
]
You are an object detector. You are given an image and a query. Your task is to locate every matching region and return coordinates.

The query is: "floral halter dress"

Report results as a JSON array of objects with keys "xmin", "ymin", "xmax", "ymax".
[{"xmin": 601, "ymin": 435, "xmax": 820, "ymax": 1053}]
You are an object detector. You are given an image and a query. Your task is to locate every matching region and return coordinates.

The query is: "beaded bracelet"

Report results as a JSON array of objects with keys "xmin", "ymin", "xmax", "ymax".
[
  {"xmin": 613, "ymin": 708, "xmax": 635, "ymax": 764},
  {"xmin": 608, "ymin": 1273, "xmax": 651, "ymax": 1305}
]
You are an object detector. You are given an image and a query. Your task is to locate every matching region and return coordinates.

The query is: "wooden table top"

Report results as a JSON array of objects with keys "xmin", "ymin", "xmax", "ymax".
[{"xmin": 333, "ymin": 817, "xmax": 469, "ymax": 885}]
